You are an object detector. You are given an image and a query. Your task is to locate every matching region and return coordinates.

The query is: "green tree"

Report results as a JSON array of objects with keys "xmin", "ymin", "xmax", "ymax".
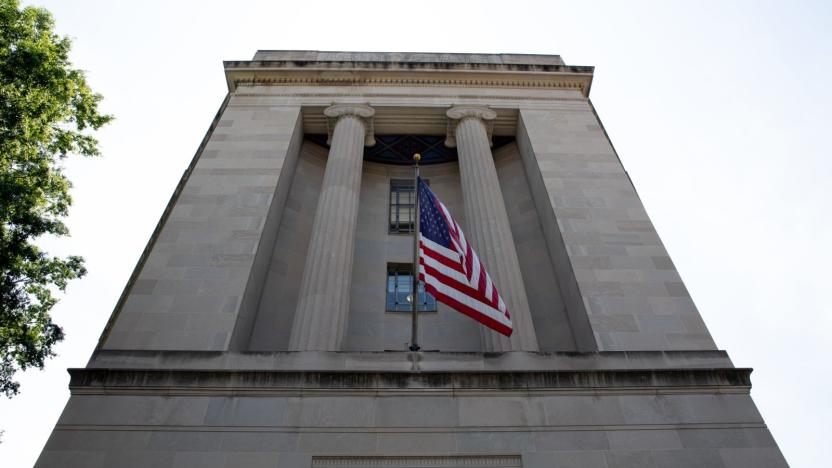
[{"xmin": 0, "ymin": 0, "xmax": 112, "ymax": 397}]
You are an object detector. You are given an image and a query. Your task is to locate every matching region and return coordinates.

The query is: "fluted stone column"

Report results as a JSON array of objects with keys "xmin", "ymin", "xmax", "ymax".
[
  {"xmin": 289, "ymin": 104, "xmax": 375, "ymax": 351},
  {"xmin": 446, "ymin": 105, "xmax": 539, "ymax": 352}
]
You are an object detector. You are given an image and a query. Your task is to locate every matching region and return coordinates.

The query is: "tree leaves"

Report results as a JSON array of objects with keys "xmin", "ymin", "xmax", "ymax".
[{"xmin": 0, "ymin": 0, "xmax": 112, "ymax": 397}]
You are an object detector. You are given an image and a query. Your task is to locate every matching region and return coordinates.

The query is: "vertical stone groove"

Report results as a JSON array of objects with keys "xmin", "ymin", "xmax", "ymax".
[
  {"xmin": 448, "ymin": 106, "xmax": 539, "ymax": 352},
  {"xmin": 289, "ymin": 106, "xmax": 374, "ymax": 351}
]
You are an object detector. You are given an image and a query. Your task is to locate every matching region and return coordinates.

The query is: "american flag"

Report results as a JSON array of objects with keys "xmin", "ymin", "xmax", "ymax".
[{"xmin": 416, "ymin": 177, "xmax": 513, "ymax": 336}]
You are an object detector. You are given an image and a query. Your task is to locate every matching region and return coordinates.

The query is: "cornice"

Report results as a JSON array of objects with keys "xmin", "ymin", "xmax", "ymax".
[
  {"xmin": 248, "ymin": 51, "xmax": 568, "ymax": 67},
  {"xmin": 224, "ymin": 64, "xmax": 594, "ymax": 97},
  {"xmin": 68, "ymin": 368, "xmax": 752, "ymax": 397},
  {"xmin": 225, "ymin": 59, "xmax": 590, "ymax": 74}
]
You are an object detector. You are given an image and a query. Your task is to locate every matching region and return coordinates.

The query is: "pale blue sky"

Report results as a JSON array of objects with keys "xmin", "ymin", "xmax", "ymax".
[{"xmin": 2, "ymin": 1, "xmax": 830, "ymax": 466}]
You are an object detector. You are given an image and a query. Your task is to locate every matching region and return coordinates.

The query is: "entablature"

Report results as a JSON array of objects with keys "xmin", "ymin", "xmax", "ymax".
[
  {"xmin": 301, "ymin": 105, "xmax": 518, "ymax": 137},
  {"xmin": 224, "ymin": 51, "xmax": 594, "ymax": 97}
]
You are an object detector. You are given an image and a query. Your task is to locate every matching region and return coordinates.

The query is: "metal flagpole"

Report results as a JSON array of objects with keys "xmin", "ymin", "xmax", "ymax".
[{"xmin": 409, "ymin": 153, "xmax": 421, "ymax": 352}]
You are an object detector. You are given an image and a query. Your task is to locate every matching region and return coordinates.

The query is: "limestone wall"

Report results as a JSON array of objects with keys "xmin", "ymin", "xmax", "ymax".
[
  {"xmin": 37, "ymin": 370, "xmax": 784, "ymax": 468},
  {"xmin": 517, "ymin": 105, "xmax": 717, "ymax": 351},
  {"xmin": 495, "ymin": 144, "xmax": 577, "ymax": 351},
  {"xmin": 247, "ymin": 142, "xmax": 327, "ymax": 351},
  {"xmin": 102, "ymin": 101, "xmax": 303, "ymax": 351}
]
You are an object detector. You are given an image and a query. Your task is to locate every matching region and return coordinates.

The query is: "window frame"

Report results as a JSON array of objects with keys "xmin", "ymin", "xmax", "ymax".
[
  {"xmin": 388, "ymin": 178, "xmax": 428, "ymax": 235},
  {"xmin": 385, "ymin": 263, "xmax": 437, "ymax": 313}
]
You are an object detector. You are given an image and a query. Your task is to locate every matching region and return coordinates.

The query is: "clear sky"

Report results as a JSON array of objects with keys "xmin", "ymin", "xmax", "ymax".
[{"xmin": 2, "ymin": 1, "xmax": 830, "ymax": 466}]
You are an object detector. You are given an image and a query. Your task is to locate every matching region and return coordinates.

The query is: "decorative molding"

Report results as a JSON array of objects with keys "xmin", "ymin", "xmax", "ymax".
[
  {"xmin": 445, "ymin": 105, "xmax": 498, "ymax": 121},
  {"xmin": 54, "ymin": 421, "xmax": 768, "ymax": 434},
  {"xmin": 229, "ymin": 75, "xmax": 589, "ymax": 91},
  {"xmin": 224, "ymin": 66, "xmax": 593, "ymax": 97},
  {"xmin": 232, "ymin": 90, "xmax": 589, "ymax": 104},
  {"xmin": 232, "ymin": 75, "xmax": 588, "ymax": 91},
  {"xmin": 324, "ymin": 103, "xmax": 376, "ymax": 146},
  {"xmin": 68, "ymin": 368, "xmax": 753, "ymax": 397},
  {"xmin": 444, "ymin": 105, "xmax": 497, "ymax": 148},
  {"xmin": 312, "ymin": 455, "xmax": 521, "ymax": 468}
]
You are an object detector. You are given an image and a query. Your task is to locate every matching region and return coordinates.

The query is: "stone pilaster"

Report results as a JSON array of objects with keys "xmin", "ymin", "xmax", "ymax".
[
  {"xmin": 289, "ymin": 104, "xmax": 375, "ymax": 351},
  {"xmin": 446, "ymin": 105, "xmax": 539, "ymax": 352}
]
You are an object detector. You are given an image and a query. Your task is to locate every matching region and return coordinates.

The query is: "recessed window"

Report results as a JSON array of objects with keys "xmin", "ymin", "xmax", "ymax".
[
  {"xmin": 389, "ymin": 179, "xmax": 416, "ymax": 234},
  {"xmin": 386, "ymin": 263, "xmax": 436, "ymax": 312},
  {"xmin": 389, "ymin": 179, "xmax": 429, "ymax": 234}
]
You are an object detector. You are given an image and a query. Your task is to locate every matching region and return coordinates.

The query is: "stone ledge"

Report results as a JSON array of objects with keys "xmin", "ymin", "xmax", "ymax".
[
  {"xmin": 88, "ymin": 349, "xmax": 735, "ymax": 372},
  {"xmin": 251, "ymin": 51, "xmax": 567, "ymax": 67},
  {"xmin": 68, "ymin": 368, "xmax": 752, "ymax": 396}
]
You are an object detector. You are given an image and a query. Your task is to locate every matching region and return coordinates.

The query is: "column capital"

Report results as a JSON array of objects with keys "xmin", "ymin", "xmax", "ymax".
[
  {"xmin": 444, "ymin": 105, "xmax": 496, "ymax": 148},
  {"xmin": 325, "ymin": 103, "xmax": 376, "ymax": 147}
]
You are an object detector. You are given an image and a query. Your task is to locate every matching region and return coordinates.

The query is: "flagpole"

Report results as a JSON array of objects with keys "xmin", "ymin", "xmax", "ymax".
[{"xmin": 409, "ymin": 153, "xmax": 421, "ymax": 352}]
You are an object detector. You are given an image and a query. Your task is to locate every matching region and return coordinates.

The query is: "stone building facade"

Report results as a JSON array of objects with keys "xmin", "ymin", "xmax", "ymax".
[{"xmin": 36, "ymin": 51, "xmax": 787, "ymax": 467}]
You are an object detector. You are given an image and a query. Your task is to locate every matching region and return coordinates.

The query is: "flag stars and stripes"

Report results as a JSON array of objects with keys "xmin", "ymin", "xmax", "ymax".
[{"xmin": 416, "ymin": 177, "xmax": 513, "ymax": 337}]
